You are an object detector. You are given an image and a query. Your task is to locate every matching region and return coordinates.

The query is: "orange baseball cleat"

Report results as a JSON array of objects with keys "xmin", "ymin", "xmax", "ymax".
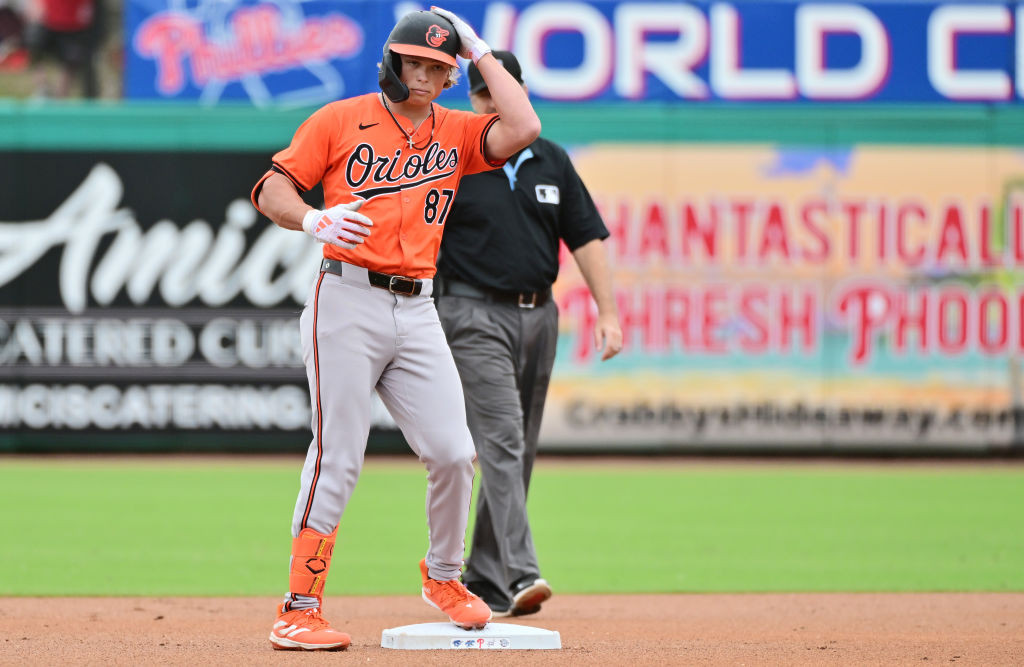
[
  {"xmin": 269, "ymin": 604, "xmax": 351, "ymax": 651},
  {"xmin": 419, "ymin": 559, "xmax": 492, "ymax": 630}
]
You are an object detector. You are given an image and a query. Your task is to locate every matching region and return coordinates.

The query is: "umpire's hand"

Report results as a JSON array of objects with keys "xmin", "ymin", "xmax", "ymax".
[
  {"xmin": 596, "ymin": 312, "xmax": 623, "ymax": 361},
  {"xmin": 302, "ymin": 201, "xmax": 374, "ymax": 249}
]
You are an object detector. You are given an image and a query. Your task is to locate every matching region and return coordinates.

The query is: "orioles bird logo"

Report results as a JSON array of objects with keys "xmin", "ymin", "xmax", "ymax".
[{"xmin": 425, "ymin": 24, "xmax": 449, "ymax": 47}]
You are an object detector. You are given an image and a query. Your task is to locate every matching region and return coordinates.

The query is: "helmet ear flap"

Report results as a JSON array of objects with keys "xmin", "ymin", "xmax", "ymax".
[
  {"xmin": 379, "ymin": 49, "xmax": 410, "ymax": 103},
  {"xmin": 388, "ymin": 48, "xmax": 402, "ymax": 78}
]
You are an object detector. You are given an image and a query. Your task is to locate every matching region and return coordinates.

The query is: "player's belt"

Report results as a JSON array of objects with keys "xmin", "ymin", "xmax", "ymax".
[
  {"xmin": 439, "ymin": 278, "xmax": 550, "ymax": 309},
  {"xmin": 320, "ymin": 258, "xmax": 424, "ymax": 296}
]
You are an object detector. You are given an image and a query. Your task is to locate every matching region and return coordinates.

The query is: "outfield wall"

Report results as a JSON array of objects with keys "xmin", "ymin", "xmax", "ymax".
[{"xmin": 2, "ymin": 102, "xmax": 1024, "ymax": 453}]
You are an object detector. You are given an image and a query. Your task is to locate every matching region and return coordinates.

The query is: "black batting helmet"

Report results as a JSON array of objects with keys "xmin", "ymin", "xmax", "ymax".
[{"xmin": 379, "ymin": 11, "xmax": 462, "ymax": 102}]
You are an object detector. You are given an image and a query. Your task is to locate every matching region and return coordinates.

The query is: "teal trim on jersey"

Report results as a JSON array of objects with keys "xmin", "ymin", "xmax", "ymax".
[{"xmin": 2, "ymin": 100, "xmax": 1024, "ymax": 151}]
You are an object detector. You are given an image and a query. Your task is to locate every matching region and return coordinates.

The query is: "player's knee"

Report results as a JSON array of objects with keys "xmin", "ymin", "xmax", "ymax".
[{"xmin": 420, "ymin": 434, "xmax": 476, "ymax": 470}]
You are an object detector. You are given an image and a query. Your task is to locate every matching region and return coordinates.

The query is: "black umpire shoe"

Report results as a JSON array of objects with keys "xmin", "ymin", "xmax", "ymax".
[
  {"xmin": 509, "ymin": 577, "xmax": 552, "ymax": 616},
  {"xmin": 463, "ymin": 579, "xmax": 512, "ymax": 617}
]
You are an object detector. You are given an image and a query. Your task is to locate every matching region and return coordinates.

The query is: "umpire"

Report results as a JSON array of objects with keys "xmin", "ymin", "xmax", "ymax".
[{"xmin": 436, "ymin": 51, "xmax": 623, "ymax": 617}]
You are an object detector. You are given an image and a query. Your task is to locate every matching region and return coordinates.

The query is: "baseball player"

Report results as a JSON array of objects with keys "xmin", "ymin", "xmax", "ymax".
[
  {"xmin": 435, "ymin": 51, "xmax": 623, "ymax": 617},
  {"xmin": 250, "ymin": 8, "xmax": 540, "ymax": 651}
]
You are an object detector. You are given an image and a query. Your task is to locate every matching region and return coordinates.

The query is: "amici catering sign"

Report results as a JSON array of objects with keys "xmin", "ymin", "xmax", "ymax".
[
  {"xmin": 0, "ymin": 155, "xmax": 398, "ymax": 449},
  {"xmin": 126, "ymin": 0, "xmax": 1024, "ymax": 106}
]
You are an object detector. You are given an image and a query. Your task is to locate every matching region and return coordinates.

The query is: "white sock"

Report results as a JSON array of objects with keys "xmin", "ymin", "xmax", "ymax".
[{"xmin": 283, "ymin": 593, "xmax": 319, "ymax": 611}]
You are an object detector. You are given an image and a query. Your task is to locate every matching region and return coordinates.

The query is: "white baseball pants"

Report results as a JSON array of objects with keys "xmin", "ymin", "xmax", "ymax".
[{"xmin": 291, "ymin": 262, "xmax": 476, "ymax": 581}]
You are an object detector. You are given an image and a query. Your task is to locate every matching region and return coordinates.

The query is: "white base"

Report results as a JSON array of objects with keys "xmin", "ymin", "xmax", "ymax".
[{"xmin": 381, "ymin": 622, "xmax": 561, "ymax": 650}]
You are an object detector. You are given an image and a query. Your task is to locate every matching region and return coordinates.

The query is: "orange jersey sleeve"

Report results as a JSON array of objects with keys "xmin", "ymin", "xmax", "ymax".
[
  {"xmin": 252, "ymin": 93, "xmax": 504, "ymax": 279},
  {"xmin": 249, "ymin": 104, "xmax": 336, "ymax": 213},
  {"xmin": 443, "ymin": 106, "xmax": 505, "ymax": 177}
]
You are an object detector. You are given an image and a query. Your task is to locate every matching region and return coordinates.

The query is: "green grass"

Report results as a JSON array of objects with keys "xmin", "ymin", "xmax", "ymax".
[{"xmin": 0, "ymin": 458, "xmax": 1022, "ymax": 596}]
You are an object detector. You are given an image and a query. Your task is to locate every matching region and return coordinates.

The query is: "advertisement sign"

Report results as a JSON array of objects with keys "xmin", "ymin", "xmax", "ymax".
[
  {"xmin": 544, "ymin": 143, "xmax": 1024, "ymax": 449},
  {"xmin": 126, "ymin": 0, "xmax": 373, "ymax": 107},
  {"xmin": 0, "ymin": 154, "xmax": 396, "ymax": 449},
  {"xmin": 3, "ymin": 121, "xmax": 1023, "ymax": 451},
  {"xmin": 126, "ymin": 0, "xmax": 1024, "ymax": 106}
]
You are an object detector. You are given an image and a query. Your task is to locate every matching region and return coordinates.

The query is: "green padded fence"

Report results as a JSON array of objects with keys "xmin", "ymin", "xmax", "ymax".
[{"xmin": 2, "ymin": 101, "xmax": 1024, "ymax": 150}]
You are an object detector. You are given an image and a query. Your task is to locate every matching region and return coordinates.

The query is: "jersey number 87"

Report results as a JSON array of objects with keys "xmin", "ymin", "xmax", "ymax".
[{"xmin": 424, "ymin": 188, "xmax": 455, "ymax": 225}]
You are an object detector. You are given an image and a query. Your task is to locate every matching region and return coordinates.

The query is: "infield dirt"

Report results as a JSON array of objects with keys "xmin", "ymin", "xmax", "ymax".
[{"xmin": 2, "ymin": 593, "xmax": 1022, "ymax": 665}]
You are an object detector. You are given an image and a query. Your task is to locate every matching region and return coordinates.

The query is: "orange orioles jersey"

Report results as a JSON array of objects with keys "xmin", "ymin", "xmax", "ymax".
[{"xmin": 252, "ymin": 93, "xmax": 503, "ymax": 279}]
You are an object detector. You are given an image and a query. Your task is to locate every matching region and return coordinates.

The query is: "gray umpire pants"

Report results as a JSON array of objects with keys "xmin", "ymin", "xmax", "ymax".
[{"xmin": 436, "ymin": 291, "xmax": 558, "ymax": 609}]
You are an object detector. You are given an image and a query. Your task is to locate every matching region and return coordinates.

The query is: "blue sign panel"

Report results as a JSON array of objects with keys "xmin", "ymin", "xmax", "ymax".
[
  {"xmin": 123, "ymin": 0, "xmax": 1024, "ymax": 105},
  {"xmin": 126, "ymin": 0, "xmax": 385, "ymax": 106}
]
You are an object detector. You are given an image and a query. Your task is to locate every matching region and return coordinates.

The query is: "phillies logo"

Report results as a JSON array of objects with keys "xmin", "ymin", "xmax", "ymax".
[{"xmin": 425, "ymin": 24, "xmax": 449, "ymax": 47}]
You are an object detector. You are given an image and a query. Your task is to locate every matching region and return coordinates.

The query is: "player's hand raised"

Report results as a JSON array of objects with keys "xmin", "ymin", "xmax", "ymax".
[
  {"xmin": 430, "ymin": 6, "xmax": 491, "ymax": 63},
  {"xmin": 302, "ymin": 201, "xmax": 373, "ymax": 249}
]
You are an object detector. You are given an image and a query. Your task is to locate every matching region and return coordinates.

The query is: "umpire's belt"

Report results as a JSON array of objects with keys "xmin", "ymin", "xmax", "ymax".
[
  {"xmin": 320, "ymin": 258, "xmax": 424, "ymax": 296},
  {"xmin": 440, "ymin": 278, "xmax": 550, "ymax": 309}
]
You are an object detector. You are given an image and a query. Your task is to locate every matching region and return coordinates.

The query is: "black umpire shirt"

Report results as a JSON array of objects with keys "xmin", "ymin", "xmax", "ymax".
[{"xmin": 437, "ymin": 137, "xmax": 609, "ymax": 293}]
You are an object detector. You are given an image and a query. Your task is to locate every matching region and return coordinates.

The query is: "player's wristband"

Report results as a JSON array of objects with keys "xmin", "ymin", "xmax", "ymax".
[
  {"xmin": 301, "ymin": 209, "xmax": 322, "ymax": 235},
  {"xmin": 470, "ymin": 42, "xmax": 492, "ymax": 64}
]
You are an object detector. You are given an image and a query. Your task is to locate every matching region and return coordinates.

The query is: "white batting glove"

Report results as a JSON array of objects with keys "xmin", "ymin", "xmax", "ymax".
[
  {"xmin": 430, "ymin": 6, "xmax": 491, "ymax": 63},
  {"xmin": 301, "ymin": 200, "xmax": 373, "ymax": 249}
]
